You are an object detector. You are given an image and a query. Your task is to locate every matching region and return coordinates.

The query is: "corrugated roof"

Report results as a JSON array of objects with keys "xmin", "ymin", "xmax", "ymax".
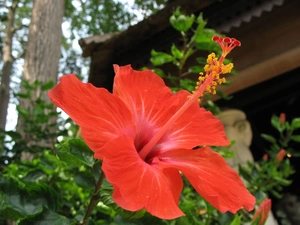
[
  {"xmin": 79, "ymin": 0, "xmax": 285, "ymax": 57},
  {"xmin": 213, "ymin": 0, "xmax": 284, "ymax": 33}
]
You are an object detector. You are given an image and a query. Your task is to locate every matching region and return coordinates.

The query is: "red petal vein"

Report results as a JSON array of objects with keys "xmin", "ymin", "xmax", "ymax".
[
  {"xmin": 158, "ymin": 147, "xmax": 256, "ymax": 213},
  {"xmin": 48, "ymin": 75, "xmax": 135, "ymax": 153},
  {"xmin": 100, "ymin": 135, "xmax": 185, "ymax": 220}
]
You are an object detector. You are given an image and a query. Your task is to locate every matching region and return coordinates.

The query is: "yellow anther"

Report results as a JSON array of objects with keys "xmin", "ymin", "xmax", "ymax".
[
  {"xmin": 204, "ymin": 65, "xmax": 210, "ymax": 72},
  {"xmin": 221, "ymin": 63, "xmax": 233, "ymax": 74},
  {"xmin": 206, "ymin": 85, "xmax": 211, "ymax": 92},
  {"xmin": 192, "ymin": 38, "xmax": 239, "ymax": 100}
]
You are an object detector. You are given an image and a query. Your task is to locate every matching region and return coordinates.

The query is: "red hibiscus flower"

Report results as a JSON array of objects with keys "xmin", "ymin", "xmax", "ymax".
[{"xmin": 49, "ymin": 37, "xmax": 255, "ymax": 220}]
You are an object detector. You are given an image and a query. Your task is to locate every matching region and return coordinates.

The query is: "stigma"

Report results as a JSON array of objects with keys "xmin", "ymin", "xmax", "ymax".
[{"xmin": 193, "ymin": 36, "xmax": 241, "ymax": 100}]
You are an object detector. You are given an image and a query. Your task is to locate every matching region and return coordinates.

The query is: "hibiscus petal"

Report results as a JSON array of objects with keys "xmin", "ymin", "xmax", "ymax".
[
  {"xmin": 48, "ymin": 75, "xmax": 135, "ymax": 153},
  {"xmin": 157, "ymin": 147, "xmax": 256, "ymax": 213},
  {"xmin": 113, "ymin": 65, "xmax": 174, "ymax": 122},
  {"xmin": 112, "ymin": 65, "xmax": 182, "ymax": 152},
  {"xmin": 149, "ymin": 90, "xmax": 229, "ymax": 159},
  {"xmin": 164, "ymin": 90, "xmax": 229, "ymax": 148},
  {"xmin": 113, "ymin": 65, "xmax": 172, "ymax": 108},
  {"xmin": 113, "ymin": 65, "xmax": 228, "ymax": 154},
  {"xmin": 99, "ymin": 135, "xmax": 185, "ymax": 220}
]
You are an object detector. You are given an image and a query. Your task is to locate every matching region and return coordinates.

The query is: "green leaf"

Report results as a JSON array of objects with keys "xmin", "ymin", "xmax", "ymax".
[
  {"xmin": 271, "ymin": 114, "xmax": 283, "ymax": 131},
  {"xmin": 100, "ymin": 192, "xmax": 145, "ymax": 220},
  {"xmin": 230, "ymin": 215, "xmax": 241, "ymax": 225},
  {"xmin": 0, "ymin": 177, "xmax": 59, "ymax": 220},
  {"xmin": 4, "ymin": 130, "xmax": 22, "ymax": 140},
  {"xmin": 196, "ymin": 57, "xmax": 207, "ymax": 65},
  {"xmin": 179, "ymin": 79, "xmax": 196, "ymax": 92},
  {"xmin": 150, "ymin": 50, "xmax": 173, "ymax": 66},
  {"xmin": 273, "ymin": 177, "xmax": 292, "ymax": 186},
  {"xmin": 196, "ymin": 41, "xmax": 220, "ymax": 53},
  {"xmin": 41, "ymin": 80, "xmax": 55, "ymax": 91},
  {"xmin": 14, "ymin": 92, "xmax": 31, "ymax": 99},
  {"xmin": 22, "ymin": 80, "xmax": 34, "ymax": 90},
  {"xmin": 18, "ymin": 206, "xmax": 76, "ymax": 225},
  {"xmin": 171, "ymin": 44, "xmax": 183, "ymax": 59},
  {"xmin": 33, "ymin": 80, "xmax": 41, "ymax": 88},
  {"xmin": 16, "ymin": 106, "xmax": 30, "ymax": 119},
  {"xmin": 238, "ymin": 165, "xmax": 252, "ymax": 183},
  {"xmin": 193, "ymin": 28, "xmax": 217, "ymax": 44},
  {"xmin": 169, "ymin": 8, "xmax": 195, "ymax": 32},
  {"xmin": 216, "ymin": 91, "xmax": 233, "ymax": 100},
  {"xmin": 188, "ymin": 65, "xmax": 203, "ymax": 73},
  {"xmin": 291, "ymin": 118, "xmax": 300, "ymax": 129},
  {"xmin": 270, "ymin": 189, "xmax": 282, "ymax": 199},
  {"xmin": 57, "ymin": 138, "xmax": 95, "ymax": 167},
  {"xmin": 23, "ymin": 170, "xmax": 47, "ymax": 182},
  {"xmin": 74, "ymin": 173, "xmax": 94, "ymax": 191},
  {"xmin": 261, "ymin": 133, "xmax": 277, "ymax": 144},
  {"xmin": 152, "ymin": 68, "xmax": 165, "ymax": 78},
  {"xmin": 291, "ymin": 135, "xmax": 300, "ymax": 142},
  {"xmin": 195, "ymin": 13, "xmax": 206, "ymax": 32},
  {"xmin": 68, "ymin": 139, "xmax": 95, "ymax": 166}
]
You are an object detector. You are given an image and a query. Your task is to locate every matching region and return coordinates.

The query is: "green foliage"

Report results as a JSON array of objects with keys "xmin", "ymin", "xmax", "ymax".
[
  {"xmin": 57, "ymin": 139, "xmax": 95, "ymax": 167},
  {"xmin": 149, "ymin": 9, "xmax": 296, "ymax": 224},
  {"xmin": 150, "ymin": 50, "xmax": 174, "ymax": 66},
  {"xmin": 0, "ymin": 7, "xmax": 297, "ymax": 225},
  {"xmin": 131, "ymin": 0, "xmax": 167, "ymax": 17},
  {"xmin": 18, "ymin": 207, "xmax": 76, "ymax": 225},
  {"xmin": 239, "ymin": 159, "xmax": 294, "ymax": 199},
  {"xmin": 230, "ymin": 215, "xmax": 241, "ymax": 225},
  {"xmin": 0, "ymin": 177, "xmax": 59, "ymax": 221},
  {"xmin": 148, "ymin": 12, "xmax": 296, "ymax": 225},
  {"xmin": 64, "ymin": 0, "xmax": 135, "ymax": 38},
  {"xmin": 239, "ymin": 114, "xmax": 296, "ymax": 200},
  {"xmin": 149, "ymin": 9, "xmax": 225, "ymax": 112},
  {"xmin": 170, "ymin": 8, "xmax": 195, "ymax": 32},
  {"xmin": 0, "ymin": 80, "xmax": 69, "ymax": 165},
  {"xmin": 261, "ymin": 114, "xmax": 300, "ymax": 156},
  {"xmin": 0, "ymin": 79, "xmax": 155, "ymax": 224},
  {"xmin": 291, "ymin": 118, "xmax": 300, "ymax": 129}
]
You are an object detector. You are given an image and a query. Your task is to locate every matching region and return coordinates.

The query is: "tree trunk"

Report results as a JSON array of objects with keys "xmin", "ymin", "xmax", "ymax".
[
  {"xmin": 17, "ymin": 0, "xmax": 64, "ymax": 158},
  {"xmin": 0, "ymin": 2, "xmax": 18, "ymax": 131},
  {"xmin": 21, "ymin": 0, "xmax": 64, "ymax": 93}
]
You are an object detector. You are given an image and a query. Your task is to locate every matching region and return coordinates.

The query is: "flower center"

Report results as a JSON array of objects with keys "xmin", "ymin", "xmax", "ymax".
[{"xmin": 138, "ymin": 36, "xmax": 241, "ymax": 160}]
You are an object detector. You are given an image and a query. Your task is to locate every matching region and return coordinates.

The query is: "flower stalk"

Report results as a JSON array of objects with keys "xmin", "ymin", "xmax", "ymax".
[{"xmin": 79, "ymin": 170, "xmax": 105, "ymax": 225}]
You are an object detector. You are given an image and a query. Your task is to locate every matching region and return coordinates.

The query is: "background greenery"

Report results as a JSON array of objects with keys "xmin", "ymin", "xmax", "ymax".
[{"xmin": 0, "ymin": 2, "xmax": 298, "ymax": 225}]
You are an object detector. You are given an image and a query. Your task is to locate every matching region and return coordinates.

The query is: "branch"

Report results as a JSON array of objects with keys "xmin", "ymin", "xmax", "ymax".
[
  {"xmin": 14, "ymin": 50, "xmax": 25, "ymax": 60},
  {"xmin": 79, "ymin": 0, "xmax": 87, "ymax": 15},
  {"xmin": 12, "ymin": 24, "xmax": 29, "ymax": 34},
  {"xmin": 11, "ymin": 0, "xmax": 20, "ymax": 9},
  {"xmin": 78, "ymin": 169, "xmax": 105, "ymax": 225}
]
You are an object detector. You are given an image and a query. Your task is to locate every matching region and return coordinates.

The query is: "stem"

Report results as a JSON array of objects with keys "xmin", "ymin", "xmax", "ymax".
[
  {"xmin": 177, "ymin": 31, "xmax": 188, "ymax": 86},
  {"xmin": 78, "ymin": 170, "xmax": 105, "ymax": 225},
  {"xmin": 178, "ymin": 31, "xmax": 194, "ymax": 77}
]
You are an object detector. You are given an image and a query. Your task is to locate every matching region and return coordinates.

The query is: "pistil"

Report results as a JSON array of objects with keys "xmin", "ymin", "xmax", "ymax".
[
  {"xmin": 139, "ymin": 75, "xmax": 214, "ymax": 160},
  {"xmin": 138, "ymin": 36, "xmax": 241, "ymax": 161}
]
